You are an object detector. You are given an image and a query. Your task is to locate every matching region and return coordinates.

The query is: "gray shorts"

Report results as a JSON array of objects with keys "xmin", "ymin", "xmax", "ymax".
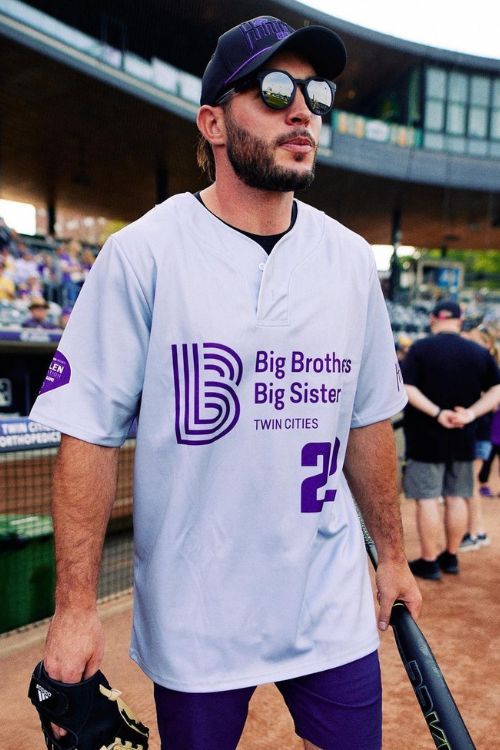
[{"xmin": 403, "ymin": 459, "xmax": 473, "ymax": 499}]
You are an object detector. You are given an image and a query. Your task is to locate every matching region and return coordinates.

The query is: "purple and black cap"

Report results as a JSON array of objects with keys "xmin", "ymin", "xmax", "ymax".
[{"xmin": 201, "ymin": 16, "xmax": 347, "ymax": 106}]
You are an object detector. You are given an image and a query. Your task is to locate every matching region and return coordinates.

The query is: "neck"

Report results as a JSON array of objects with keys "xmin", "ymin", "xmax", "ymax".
[
  {"xmin": 200, "ymin": 174, "xmax": 294, "ymax": 235},
  {"xmin": 432, "ymin": 321, "xmax": 461, "ymax": 334}
]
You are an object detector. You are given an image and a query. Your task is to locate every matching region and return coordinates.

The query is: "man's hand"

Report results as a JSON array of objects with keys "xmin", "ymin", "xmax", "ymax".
[
  {"xmin": 43, "ymin": 607, "xmax": 104, "ymax": 739},
  {"xmin": 437, "ymin": 408, "xmax": 464, "ymax": 429},
  {"xmin": 375, "ymin": 559, "xmax": 422, "ymax": 631},
  {"xmin": 449, "ymin": 406, "xmax": 475, "ymax": 427}
]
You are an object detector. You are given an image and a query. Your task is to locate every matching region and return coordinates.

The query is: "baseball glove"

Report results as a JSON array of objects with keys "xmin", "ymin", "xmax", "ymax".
[{"xmin": 28, "ymin": 661, "xmax": 149, "ymax": 750}]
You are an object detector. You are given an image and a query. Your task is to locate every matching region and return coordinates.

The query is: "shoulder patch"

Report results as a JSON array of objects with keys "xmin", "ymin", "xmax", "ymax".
[{"xmin": 39, "ymin": 350, "xmax": 71, "ymax": 394}]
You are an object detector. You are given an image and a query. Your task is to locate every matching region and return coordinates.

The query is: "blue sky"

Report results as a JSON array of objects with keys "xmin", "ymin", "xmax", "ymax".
[{"xmin": 303, "ymin": 1, "xmax": 500, "ymax": 59}]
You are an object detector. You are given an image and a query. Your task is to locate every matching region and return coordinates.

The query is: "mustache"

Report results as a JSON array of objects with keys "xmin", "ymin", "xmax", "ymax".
[{"xmin": 274, "ymin": 130, "xmax": 317, "ymax": 148}]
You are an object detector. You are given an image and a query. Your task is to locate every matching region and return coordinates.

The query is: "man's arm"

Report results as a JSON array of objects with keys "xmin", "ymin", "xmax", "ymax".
[
  {"xmin": 44, "ymin": 434, "xmax": 119, "ymax": 684},
  {"xmin": 451, "ymin": 383, "xmax": 500, "ymax": 425},
  {"xmin": 343, "ymin": 419, "xmax": 422, "ymax": 631},
  {"xmin": 405, "ymin": 384, "xmax": 457, "ymax": 427}
]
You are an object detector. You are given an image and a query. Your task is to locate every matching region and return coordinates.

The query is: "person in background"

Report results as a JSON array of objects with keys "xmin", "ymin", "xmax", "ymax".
[
  {"xmin": 0, "ymin": 258, "xmax": 15, "ymax": 301},
  {"xmin": 475, "ymin": 407, "xmax": 500, "ymax": 495},
  {"xmin": 402, "ymin": 300, "xmax": 500, "ymax": 580},
  {"xmin": 460, "ymin": 326, "xmax": 499, "ymax": 549},
  {"xmin": 39, "ymin": 251, "xmax": 63, "ymax": 304},
  {"xmin": 0, "ymin": 244, "xmax": 16, "ymax": 279},
  {"xmin": 396, "ymin": 334, "xmax": 412, "ymax": 363},
  {"xmin": 58, "ymin": 306, "xmax": 72, "ymax": 330},
  {"xmin": 81, "ymin": 249, "xmax": 96, "ymax": 279},
  {"xmin": 14, "ymin": 248, "xmax": 39, "ymax": 287},
  {"xmin": 22, "ymin": 298, "xmax": 54, "ymax": 329}
]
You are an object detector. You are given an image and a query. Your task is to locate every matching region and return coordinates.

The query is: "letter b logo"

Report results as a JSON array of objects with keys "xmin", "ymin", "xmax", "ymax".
[{"xmin": 172, "ymin": 343, "xmax": 242, "ymax": 445}]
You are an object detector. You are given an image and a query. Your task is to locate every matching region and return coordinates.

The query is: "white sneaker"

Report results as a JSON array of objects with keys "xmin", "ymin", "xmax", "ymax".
[
  {"xmin": 477, "ymin": 533, "xmax": 491, "ymax": 547},
  {"xmin": 459, "ymin": 534, "xmax": 480, "ymax": 551}
]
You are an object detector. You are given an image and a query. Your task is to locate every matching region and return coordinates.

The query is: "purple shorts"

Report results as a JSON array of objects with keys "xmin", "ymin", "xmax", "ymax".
[{"xmin": 154, "ymin": 651, "xmax": 382, "ymax": 750}]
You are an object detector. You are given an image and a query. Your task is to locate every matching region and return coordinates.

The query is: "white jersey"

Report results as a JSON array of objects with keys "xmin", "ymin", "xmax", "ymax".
[{"xmin": 30, "ymin": 193, "xmax": 406, "ymax": 692}]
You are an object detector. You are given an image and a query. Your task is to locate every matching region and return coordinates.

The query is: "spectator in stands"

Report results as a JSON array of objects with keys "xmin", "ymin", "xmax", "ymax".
[
  {"xmin": 19, "ymin": 275, "xmax": 45, "ymax": 301},
  {"xmin": 58, "ymin": 306, "xmax": 72, "ymax": 330},
  {"xmin": 0, "ymin": 245, "xmax": 16, "ymax": 278},
  {"xmin": 0, "ymin": 258, "xmax": 15, "ymax": 301},
  {"xmin": 22, "ymin": 297, "xmax": 54, "ymax": 329},
  {"xmin": 56, "ymin": 241, "xmax": 84, "ymax": 306},
  {"xmin": 81, "ymin": 248, "xmax": 96, "ymax": 278},
  {"xmin": 38, "ymin": 251, "xmax": 62, "ymax": 303},
  {"xmin": 14, "ymin": 248, "xmax": 39, "ymax": 286},
  {"xmin": 402, "ymin": 300, "xmax": 500, "ymax": 580}
]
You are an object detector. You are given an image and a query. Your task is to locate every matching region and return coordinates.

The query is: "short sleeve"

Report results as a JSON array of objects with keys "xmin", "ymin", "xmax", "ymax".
[
  {"xmin": 351, "ymin": 263, "xmax": 407, "ymax": 427},
  {"xmin": 400, "ymin": 342, "xmax": 420, "ymax": 386},
  {"xmin": 29, "ymin": 236, "xmax": 151, "ymax": 446}
]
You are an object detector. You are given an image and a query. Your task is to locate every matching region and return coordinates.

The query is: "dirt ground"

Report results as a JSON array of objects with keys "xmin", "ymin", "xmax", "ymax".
[{"xmin": 1, "ymin": 494, "xmax": 499, "ymax": 750}]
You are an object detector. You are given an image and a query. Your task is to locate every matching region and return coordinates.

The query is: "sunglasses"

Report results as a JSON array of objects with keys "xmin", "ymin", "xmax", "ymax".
[{"xmin": 216, "ymin": 69, "xmax": 336, "ymax": 117}]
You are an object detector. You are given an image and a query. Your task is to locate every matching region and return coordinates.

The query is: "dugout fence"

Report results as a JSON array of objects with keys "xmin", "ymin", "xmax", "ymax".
[{"xmin": 0, "ymin": 418, "xmax": 134, "ymax": 634}]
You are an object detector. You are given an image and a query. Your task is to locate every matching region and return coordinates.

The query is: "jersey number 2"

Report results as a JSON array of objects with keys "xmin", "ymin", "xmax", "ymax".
[{"xmin": 301, "ymin": 439, "xmax": 340, "ymax": 513}]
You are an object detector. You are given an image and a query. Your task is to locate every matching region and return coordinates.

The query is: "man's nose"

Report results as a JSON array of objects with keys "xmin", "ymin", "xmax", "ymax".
[{"xmin": 285, "ymin": 86, "xmax": 311, "ymax": 125}]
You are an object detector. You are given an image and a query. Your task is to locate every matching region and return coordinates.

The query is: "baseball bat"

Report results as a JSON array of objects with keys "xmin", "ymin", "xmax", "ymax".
[{"xmin": 357, "ymin": 510, "xmax": 476, "ymax": 750}]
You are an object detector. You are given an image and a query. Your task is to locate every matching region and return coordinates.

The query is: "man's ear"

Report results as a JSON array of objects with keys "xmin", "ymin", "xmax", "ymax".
[{"xmin": 197, "ymin": 105, "xmax": 227, "ymax": 146}]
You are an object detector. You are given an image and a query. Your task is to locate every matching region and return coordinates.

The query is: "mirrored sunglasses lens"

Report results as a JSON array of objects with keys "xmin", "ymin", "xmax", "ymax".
[
  {"xmin": 306, "ymin": 79, "xmax": 333, "ymax": 115},
  {"xmin": 261, "ymin": 72, "xmax": 294, "ymax": 109}
]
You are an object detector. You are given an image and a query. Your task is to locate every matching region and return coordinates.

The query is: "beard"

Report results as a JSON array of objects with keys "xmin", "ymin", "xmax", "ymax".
[{"xmin": 225, "ymin": 112, "xmax": 317, "ymax": 192}]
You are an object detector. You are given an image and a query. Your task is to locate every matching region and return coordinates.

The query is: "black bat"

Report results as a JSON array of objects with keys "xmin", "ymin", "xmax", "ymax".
[{"xmin": 358, "ymin": 511, "xmax": 476, "ymax": 750}]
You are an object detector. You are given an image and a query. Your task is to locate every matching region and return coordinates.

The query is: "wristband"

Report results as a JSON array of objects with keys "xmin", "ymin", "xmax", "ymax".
[{"xmin": 435, "ymin": 408, "xmax": 442, "ymax": 419}]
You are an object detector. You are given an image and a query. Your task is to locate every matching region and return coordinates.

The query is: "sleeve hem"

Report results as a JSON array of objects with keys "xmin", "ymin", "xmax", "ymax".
[
  {"xmin": 350, "ymin": 397, "xmax": 408, "ymax": 429},
  {"xmin": 29, "ymin": 411, "xmax": 127, "ymax": 447}
]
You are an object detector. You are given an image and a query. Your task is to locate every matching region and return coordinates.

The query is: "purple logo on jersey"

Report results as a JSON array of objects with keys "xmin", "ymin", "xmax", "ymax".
[
  {"xmin": 172, "ymin": 343, "xmax": 242, "ymax": 445},
  {"xmin": 39, "ymin": 350, "xmax": 71, "ymax": 394}
]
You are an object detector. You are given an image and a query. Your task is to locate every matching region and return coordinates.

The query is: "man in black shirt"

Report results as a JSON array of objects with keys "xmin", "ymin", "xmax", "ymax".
[{"xmin": 401, "ymin": 300, "xmax": 500, "ymax": 580}]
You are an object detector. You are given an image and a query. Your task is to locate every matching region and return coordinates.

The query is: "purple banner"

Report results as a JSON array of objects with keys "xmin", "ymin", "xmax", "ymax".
[{"xmin": 0, "ymin": 329, "xmax": 61, "ymax": 344}]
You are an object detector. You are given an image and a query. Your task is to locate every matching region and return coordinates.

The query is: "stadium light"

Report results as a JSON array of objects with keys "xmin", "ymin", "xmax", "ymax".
[{"xmin": 0, "ymin": 199, "xmax": 36, "ymax": 235}]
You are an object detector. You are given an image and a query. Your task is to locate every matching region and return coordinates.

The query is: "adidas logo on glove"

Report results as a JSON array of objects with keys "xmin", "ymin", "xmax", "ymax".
[{"xmin": 36, "ymin": 684, "xmax": 51, "ymax": 702}]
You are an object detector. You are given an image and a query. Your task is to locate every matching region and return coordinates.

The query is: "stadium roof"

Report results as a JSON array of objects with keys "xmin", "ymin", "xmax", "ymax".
[{"xmin": 1, "ymin": 0, "xmax": 499, "ymax": 249}]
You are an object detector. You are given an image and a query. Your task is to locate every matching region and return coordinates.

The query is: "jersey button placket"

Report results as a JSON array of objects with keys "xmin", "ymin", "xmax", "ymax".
[{"xmin": 256, "ymin": 254, "xmax": 289, "ymax": 326}]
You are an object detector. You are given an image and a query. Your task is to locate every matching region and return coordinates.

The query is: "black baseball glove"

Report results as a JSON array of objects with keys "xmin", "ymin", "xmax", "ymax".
[{"xmin": 28, "ymin": 661, "xmax": 149, "ymax": 750}]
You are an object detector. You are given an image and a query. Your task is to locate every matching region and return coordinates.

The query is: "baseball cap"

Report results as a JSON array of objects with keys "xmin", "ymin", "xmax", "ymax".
[
  {"xmin": 201, "ymin": 16, "xmax": 347, "ymax": 106},
  {"xmin": 432, "ymin": 300, "xmax": 462, "ymax": 319}
]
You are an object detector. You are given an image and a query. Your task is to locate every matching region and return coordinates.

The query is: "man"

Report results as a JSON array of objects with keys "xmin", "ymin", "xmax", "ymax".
[
  {"xmin": 402, "ymin": 300, "xmax": 500, "ymax": 581},
  {"xmin": 31, "ymin": 16, "xmax": 420, "ymax": 750},
  {"xmin": 0, "ymin": 257, "xmax": 15, "ymax": 301},
  {"xmin": 22, "ymin": 297, "xmax": 54, "ymax": 329}
]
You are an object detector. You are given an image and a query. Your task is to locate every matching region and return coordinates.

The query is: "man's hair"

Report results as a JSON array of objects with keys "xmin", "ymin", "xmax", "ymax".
[
  {"xmin": 197, "ymin": 100, "xmax": 231, "ymax": 183},
  {"xmin": 197, "ymin": 135, "xmax": 216, "ymax": 183}
]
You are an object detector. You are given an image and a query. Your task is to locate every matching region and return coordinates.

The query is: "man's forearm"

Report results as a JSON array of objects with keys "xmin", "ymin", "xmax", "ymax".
[
  {"xmin": 343, "ymin": 419, "xmax": 405, "ymax": 563},
  {"xmin": 52, "ymin": 435, "xmax": 119, "ymax": 610},
  {"xmin": 467, "ymin": 383, "xmax": 500, "ymax": 420},
  {"xmin": 405, "ymin": 384, "xmax": 440, "ymax": 417}
]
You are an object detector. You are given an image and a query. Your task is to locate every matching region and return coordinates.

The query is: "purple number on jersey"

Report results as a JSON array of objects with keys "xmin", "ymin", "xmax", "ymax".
[{"xmin": 300, "ymin": 438, "xmax": 340, "ymax": 513}]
